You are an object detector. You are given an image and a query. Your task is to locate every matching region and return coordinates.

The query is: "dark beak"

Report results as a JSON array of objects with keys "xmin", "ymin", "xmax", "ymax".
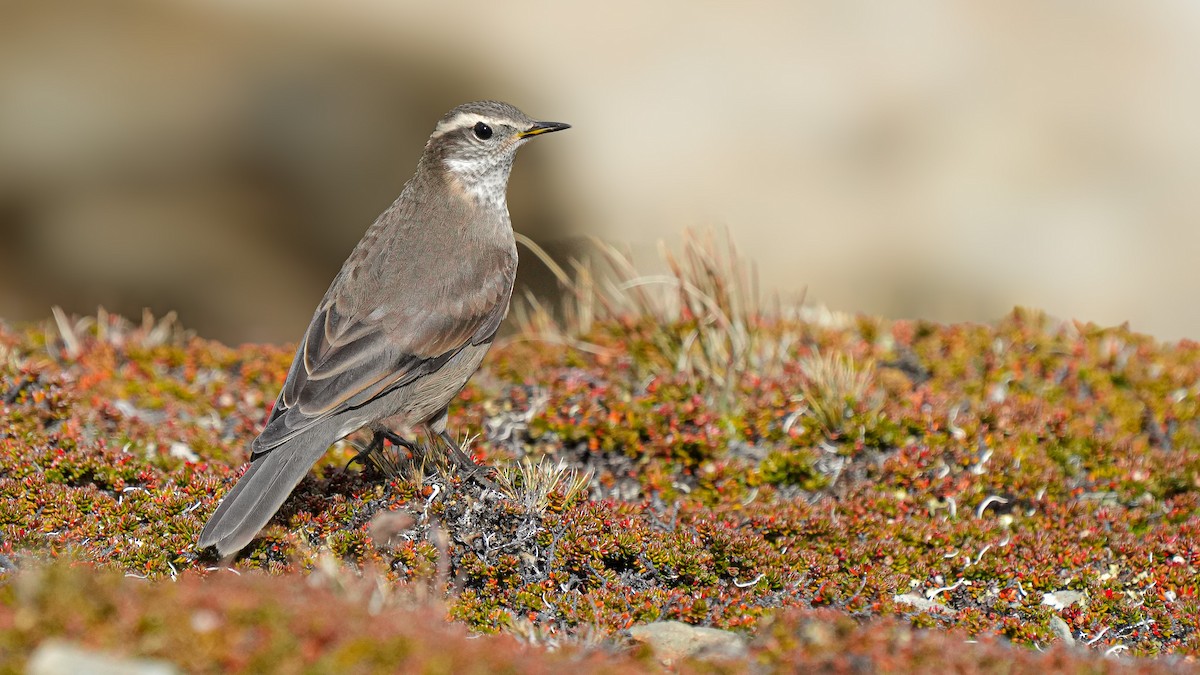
[{"xmin": 519, "ymin": 121, "xmax": 571, "ymax": 138}]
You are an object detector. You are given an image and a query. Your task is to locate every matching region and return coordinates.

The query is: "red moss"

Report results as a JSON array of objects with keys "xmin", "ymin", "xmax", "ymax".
[{"xmin": 3, "ymin": 307, "xmax": 1200, "ymax": 671}]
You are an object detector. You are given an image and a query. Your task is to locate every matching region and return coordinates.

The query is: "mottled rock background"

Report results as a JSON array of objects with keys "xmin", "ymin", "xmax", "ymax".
[{"xmin": 3, "ymin": 0, "xmax": 1198, "ymax": 342}]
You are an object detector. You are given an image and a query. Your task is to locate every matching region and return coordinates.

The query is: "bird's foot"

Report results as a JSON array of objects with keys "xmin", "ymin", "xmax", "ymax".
[
  {"xmin": 438, "ymin": 430, "xmax": 498, "ymax": 490},
  {"xmin": 345, "ymin": 428, "xmax": 421, "ymax": 472}
]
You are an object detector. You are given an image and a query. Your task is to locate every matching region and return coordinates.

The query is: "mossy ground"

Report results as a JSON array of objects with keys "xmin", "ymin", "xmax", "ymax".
[{"xmin": 1, "ymin": 305, "xmax": 1199, "ymax": 672}]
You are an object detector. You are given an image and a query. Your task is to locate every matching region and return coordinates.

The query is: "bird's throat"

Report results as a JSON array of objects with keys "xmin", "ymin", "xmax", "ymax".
[{"xmin": 443, "ymin": 157, "xmax": 513, "ymax": 213}]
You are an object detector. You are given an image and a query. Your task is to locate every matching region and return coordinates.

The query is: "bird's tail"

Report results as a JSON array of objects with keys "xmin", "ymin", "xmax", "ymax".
[{"xmin": 198, "ymin": 425, "xmax": 339, "ymax": 556}]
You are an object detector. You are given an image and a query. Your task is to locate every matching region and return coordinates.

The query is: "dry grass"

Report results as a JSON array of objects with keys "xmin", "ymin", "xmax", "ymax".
[
  {"xmin": 50, "ymin": 306, "xmax": 190, "ymax": 357},
  {"xmin": 795, "ymin": 350, "xmax": 879, "ymax": 439},
  {"xmin": 511, "ymin": 229, "xmax": 805, "ymax": 411},
  {"xmin": 493, "ymin": 456, "xmax": 592, "ymax": 514},
  {"xmin": 364, "ymin": 432, "xmax": 471, "ymax": 485}
]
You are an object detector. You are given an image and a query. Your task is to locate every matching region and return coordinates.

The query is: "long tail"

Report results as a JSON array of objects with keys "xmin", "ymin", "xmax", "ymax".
[{"xmin": 198, "ymin": 425, "xmax": 339, "ymax": 556}]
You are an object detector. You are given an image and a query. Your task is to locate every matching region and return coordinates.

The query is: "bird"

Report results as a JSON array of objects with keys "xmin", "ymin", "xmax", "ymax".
[{"xmin": 198, "ymin": 100, "xmax": 570, "ymax": 556}]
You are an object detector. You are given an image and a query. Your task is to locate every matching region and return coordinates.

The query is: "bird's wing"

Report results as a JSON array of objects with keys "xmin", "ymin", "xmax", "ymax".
[{"xmin": 251, "ymin": 252, "xmax": 514, "ymax": 458}]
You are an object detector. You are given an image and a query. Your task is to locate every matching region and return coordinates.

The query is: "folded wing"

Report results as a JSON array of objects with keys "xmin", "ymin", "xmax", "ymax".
[{"xmin": 251, "ymin": 254, "xmax": 514, "ymax": 458}]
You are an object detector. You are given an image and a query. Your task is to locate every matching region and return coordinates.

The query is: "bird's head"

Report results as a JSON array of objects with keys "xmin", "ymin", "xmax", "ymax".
[{"xmin": 423, "ymin": 100, "xmax": 570, "ymax": 208}]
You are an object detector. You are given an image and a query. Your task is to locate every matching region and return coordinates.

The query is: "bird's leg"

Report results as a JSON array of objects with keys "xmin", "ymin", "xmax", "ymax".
[
  {"xmin": 344, "ymin": 426, "xmax": 421, "ymax": 471},
  {"xmin": 437, "ymin": 428, "xmax": 499, "ymax": 490},
  {"xmin": 379, "ymin": 428, "xmax": 421, "ymax": 454}
]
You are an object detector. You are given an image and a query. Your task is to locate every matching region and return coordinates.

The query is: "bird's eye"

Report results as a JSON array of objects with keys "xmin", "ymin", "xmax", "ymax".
[{"xmin": 473, "ymin": 122, "xmax": 493, "ymax": 140}]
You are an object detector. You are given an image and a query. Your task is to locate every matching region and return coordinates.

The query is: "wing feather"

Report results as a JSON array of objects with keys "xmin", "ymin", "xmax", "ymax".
[{"xmin": 252, "ymin": 242, "xmax": 514, "ymax": 458}]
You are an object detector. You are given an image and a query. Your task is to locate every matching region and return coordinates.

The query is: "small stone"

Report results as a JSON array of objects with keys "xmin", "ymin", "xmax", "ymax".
[
  {"xmin": 1041, "ymin": 590, "xmax": 1086, "ymax": 610},
  {"xmin": 27, "ymin": 640, "xmax": 178, "ymax": 675},
  {"xmin": 628, "ymin": 620, "xmax": 746, "ymax": 664},
  {"xmin": 169, "ymin": 442, "xmax": 200, "ymax": 463},
  {"xmin": 893, "ymin": 593, "xmax": 954, "ymax": 614},
  {"xmin": 1048, "ymin": 615, "xmax": 1075, "ymax": 645}
]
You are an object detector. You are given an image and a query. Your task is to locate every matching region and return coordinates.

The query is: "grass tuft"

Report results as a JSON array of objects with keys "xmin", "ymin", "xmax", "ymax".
[
  {"xmin": 796, "ymin": 350, "xmax": 878, "ymax": 439},
  {"xmin": 512, "ymin": 228, "xmax": 805, "ymax": 412},
  {"xmin": 493, "ymin": 456, "xmax": 592, "ymax": 514}
]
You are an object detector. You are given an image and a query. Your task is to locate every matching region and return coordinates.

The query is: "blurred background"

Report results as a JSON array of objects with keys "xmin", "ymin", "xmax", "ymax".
[{"xmin": 2, "ymin": 0, "xmax": 1199, "ymax": 344}]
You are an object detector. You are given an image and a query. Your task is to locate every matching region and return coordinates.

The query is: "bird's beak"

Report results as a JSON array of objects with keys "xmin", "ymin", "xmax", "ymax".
[{"xmin": 519, "ymin": 121, "xmax": 571, "ymax": 138}]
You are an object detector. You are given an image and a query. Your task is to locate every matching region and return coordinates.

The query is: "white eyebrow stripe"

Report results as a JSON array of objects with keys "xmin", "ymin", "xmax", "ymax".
[
  {"xmin": 431, "ymin": 112, "xmax": 521, "ymax": 138},
  {"xmin": 433, "ymin": 112, "xmax": 487, "ymax": 137}
]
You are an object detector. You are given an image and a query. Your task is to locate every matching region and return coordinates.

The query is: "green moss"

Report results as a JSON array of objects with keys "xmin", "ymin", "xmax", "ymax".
[{"xmin": 758, "ymin": 449, "xmax": 827, "ymax": 490}]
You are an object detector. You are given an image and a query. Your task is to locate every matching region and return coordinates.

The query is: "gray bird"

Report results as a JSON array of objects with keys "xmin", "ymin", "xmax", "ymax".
[{"xmin": 198, "ymin": 101, "xmax": 570, "ymax": 556}]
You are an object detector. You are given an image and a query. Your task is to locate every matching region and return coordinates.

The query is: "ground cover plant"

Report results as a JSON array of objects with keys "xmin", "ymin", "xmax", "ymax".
[{"xmin": 1, "ymin": 234, "xmax": 1198, "ymax": 672}]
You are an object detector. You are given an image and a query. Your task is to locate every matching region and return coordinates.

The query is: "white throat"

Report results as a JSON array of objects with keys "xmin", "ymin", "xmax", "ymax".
[{"xmin": 444, "ymin": 156, "xmax": 514, "ymax": 212}]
